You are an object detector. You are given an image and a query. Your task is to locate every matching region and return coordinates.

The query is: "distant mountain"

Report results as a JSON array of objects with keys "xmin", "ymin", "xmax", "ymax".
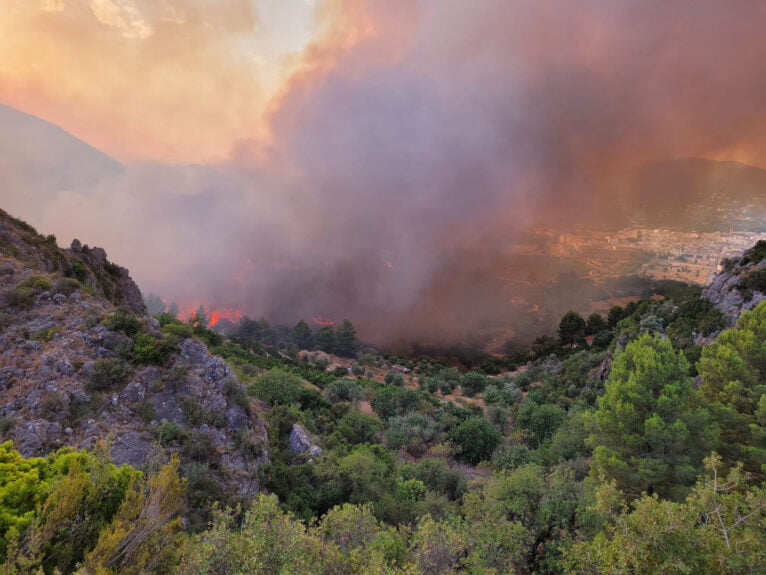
[
  {"xmin": 0, "ymin": 105, "xmax": 122, "ymax": 209},
  {"xmin": 622, "ymin": 158, "xmax": 766, "ymax": 231}
]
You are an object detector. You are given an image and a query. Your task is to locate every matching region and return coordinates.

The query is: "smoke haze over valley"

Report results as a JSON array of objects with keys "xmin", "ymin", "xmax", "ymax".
[{"xmin": 4, "ymin": 1, "xmax": 766, "ymax": 345}]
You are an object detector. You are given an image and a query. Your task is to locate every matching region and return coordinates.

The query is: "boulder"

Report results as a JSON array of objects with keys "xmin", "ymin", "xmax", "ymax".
[{"xmin": 288, "ymin": 423, "xmax": 322, "ymax": 458}]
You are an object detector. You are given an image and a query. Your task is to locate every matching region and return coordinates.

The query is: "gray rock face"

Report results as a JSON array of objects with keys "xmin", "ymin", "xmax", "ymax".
[
  {"xmin": 110, "ymin": 431, "xmax": 152, "ymax": 468},
  {"xmin": 16, "ymin": 420, "xmax": 62, "ymax": 456},
  {"xmin": 179, "ymin": 338, "xmax": 232, "ymax": 386},
  {"xmin": 703, "ymin": 264, "xmax": 766, "ymax": 326},
  {"xmin": 288, "ymin": 424, "xmax": 322, "ymax": 458}
]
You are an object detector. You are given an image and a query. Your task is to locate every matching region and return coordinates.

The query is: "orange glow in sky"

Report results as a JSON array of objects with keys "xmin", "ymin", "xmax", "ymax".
[{"xmin": 0, "ymin": 0, "xmax": 318, "ymax": 163}]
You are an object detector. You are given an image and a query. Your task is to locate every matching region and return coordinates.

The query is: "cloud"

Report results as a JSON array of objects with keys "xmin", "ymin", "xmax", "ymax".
[
  {"xmin": 89, "ymin": 0, "xmax": 152, "ymax": 39},
  {"xmin": 0, "ymin": 0, "xmax": 268, "ymax": 162}
]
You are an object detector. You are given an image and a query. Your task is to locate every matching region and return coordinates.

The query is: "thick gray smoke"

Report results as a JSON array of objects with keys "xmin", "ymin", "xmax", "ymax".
[{"xmin": 5, "ymin": 1, "xmax": 766, "ymax": 345}]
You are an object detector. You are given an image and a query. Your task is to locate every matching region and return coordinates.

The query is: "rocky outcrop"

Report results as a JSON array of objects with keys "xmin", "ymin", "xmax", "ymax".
[
  {"xmin": 288, "ymin": 423, "xmax": 322, "ymax": 458},
  {"xmin": 67, "ymin": 240, "xmax": 146, "ymax": 315},
  {"xmin": 703, "ymin": 246, "xmax": 766, "ymax": 326},
  {"xmin": 0, "ymin": 209, "xmax": 267, "ymax": 496}
]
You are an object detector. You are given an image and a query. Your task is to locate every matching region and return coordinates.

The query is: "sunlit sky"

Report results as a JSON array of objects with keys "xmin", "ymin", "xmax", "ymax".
[{"xmin": 0, "ymin": 0, "xmax": 317, "ymax": 162}]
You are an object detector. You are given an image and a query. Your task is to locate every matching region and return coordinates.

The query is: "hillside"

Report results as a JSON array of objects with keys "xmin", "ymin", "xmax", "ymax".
[
  {"xmin": 0, "ymin": 106, "xmax": 122, "ymax": 216},
  {"xmin": 0, "ymin": 208, "xmax": 764, "ymax": 574},
  {"xmin": 0, "ymin": 209, "xmax": 267, "ymax": 497}
]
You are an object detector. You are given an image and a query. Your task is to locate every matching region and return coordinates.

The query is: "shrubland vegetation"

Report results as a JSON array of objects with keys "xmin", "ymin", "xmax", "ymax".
[{"xmin": 2, "ymin": 248, "xmax": 765, "ymax": 572}]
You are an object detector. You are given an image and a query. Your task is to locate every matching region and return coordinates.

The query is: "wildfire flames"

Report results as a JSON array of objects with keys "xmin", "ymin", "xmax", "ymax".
[
  {"xmin": 180, "ymin": 306, "xmax": 243, "ymax": 327},
  {"xmin": 312, "ymin": 316, "xmax": 335, "ymax": 327},
  {"xmin": 209, "ymin": 309, "xmax": 242, "ymax": 326}
]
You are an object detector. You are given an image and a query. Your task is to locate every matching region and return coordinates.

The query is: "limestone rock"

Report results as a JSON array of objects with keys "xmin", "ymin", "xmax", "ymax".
[{"xmin": 288, "ymin": 423, "xmax": 322, "ymax": 458}]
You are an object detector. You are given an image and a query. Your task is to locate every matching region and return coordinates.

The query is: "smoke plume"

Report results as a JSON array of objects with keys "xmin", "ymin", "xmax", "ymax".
[{"xmin": 4, "ymin": 1, "xmax": 766, "ymax": 345}]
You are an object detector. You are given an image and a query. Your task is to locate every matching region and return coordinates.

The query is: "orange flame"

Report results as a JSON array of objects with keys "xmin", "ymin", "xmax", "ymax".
[
  {"xmin": 312, "ymin": 316, "xmax": 335, "ymax": 326},
  {"xmin": 179, "ymin": 306, "xmax": 243, "ymax": 327},
  {"xmin": 209, "ymin": 308, "xmax": 243, "ymax": 326}
]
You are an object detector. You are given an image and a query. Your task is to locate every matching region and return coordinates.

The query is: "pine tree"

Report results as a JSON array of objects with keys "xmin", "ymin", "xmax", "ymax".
[
  {"xmin": 291, "ymin": 320, "xmax": 314, "ymax": 351},
  {"xmin": 335, "ymin": 319, "xmax": 359, "ymax": 358}
]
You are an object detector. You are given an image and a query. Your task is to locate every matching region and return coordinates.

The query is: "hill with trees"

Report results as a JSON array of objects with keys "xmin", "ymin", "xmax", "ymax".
[{"xmin": 0, "ymin": 208, "xmax": 764, "ymax": 573}]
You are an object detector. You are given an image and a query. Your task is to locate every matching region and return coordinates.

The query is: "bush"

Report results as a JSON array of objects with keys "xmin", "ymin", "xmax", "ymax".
[
  {"xmin": 384, "ymin": 371, "xmax": 405, "ymax": 386},
  {"xmin": 180, "ymin": 398, "xmax": 225, "ymax": 428},
  {"xmin": 323, "ymin": 379, "xmax": 364, "ymax": 403},
  {"xmin": 400, "ymin": 458, "xmax": 467, "ymax": 500},
  {"xmin": 54, "ymin": 277, "xmax": 81, "ymax": 295},
  {"xmin": 249, "ymin": 369, "xmax": 304, "ymax": 405},
  {"xmin": 740, "ymin": 269, "xmax": 766, "ymax": 295},
  {"xmin": 104, "ymin": 307, "xmax": 142, "ymax": 336},
  {"xmin": 0, "ymin": 417, "xmax": 13, "ymax": 434},
  {"xmin": 38, "ymin": 392, "xmax": 67, "ymax": 420},
  {"xmin": 369, "ymin": 387, "xmax": 422, "ymax": 419},
  {"xmin": 742, "ymin": 240, "xmax": 766, "ymax": 265},
  {"xmin": 447, "ymin": 417, "xmax": 501, "ymax": 465},
  {"xmin": 234, "ymin": 429, "xmax": 263, "ymax": 460},
  {"xmin": 135, "ymin": 400, "xmax": 155, "ymax": 424},
  {"xmin": 68, "ymin": 261, "xmax": 88, "ymax": 282},
  {"xmin": 515, "ymin": 394, "xmax": 566, "ymax": 448},
  {"xmin": 161, "ymin": 321, "xmax": 194, "ymax": 345},
  {"xmin": 31, "ymin": 326, "xmax": 59, "ymax": 342},
  {"xmin": 329, "ymin": 411, "xmax": 382, "ymax": 446},
  {"xmin": 3, "ymin": 286, "xmax": 36, "ymax": 309},
  {"xmin": 132, "ymin": 332, "xmax": 165, "ymax": 365},
  {"xmin": 86, "ymin": 358, "xmax": 131, "ymax": 392},
  {"xmin": 223, "ymin": 379, "xmax": 252, "ymax": 416},
  {"xmin": 18, "ymin": 275, "xmax": 52, "ymax": 291},
  {"xmin": 182, "ymin": 431, "xmax": 220, "ymax": 465},
  {"xmin": 460, "ymin": 372, "xmax": 488, "ymax": 397},
  {"xmin": 332, "ymin": 365, "xmax": 350, "ymax": 377},
  {"xmin": 386, "ymin": 414, "xmax": 440, "ymax": 455},
  {"xmin": 159, "ymin": 420, "xmax": 185, "ymax": 444}
]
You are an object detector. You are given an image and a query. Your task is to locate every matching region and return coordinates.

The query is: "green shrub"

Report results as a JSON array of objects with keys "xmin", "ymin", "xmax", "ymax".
[
  {"xmin": 68, "ymin": 261, "xmax": 88, "ymax": 282},
  {"xmin": 384, "ymin": 370, "xmax": 405, "ymax": 386},
  {"xmin": 323, "ymin": 378, "xmax": 364, "ymax": 403},
  {"xmin": 135, "ymin": 400, "xmax": 155, "ymax": 424},
  {"xmin": 460, "ymin": 372, "xmax": 488, "ymax": 397},
  {"xmin": 234, "ymin": 429, "xmax": 263, "ymax": 460},
  {"xmin": 332, "ymin": 365, "xmax": 350, "ymax": 377},
  {"xmin": 18, "ymin": 275, "xmax": 52, "ymax": 291},
  {"xmin": 161, "ymin": 320, "xmax": 194, "ymax": 344},
  {"xmin": 447, "ymin": 417, "xmax": 501, "ymax": 465},
  {"xmin": 0, "ymin": 417, "xmax": 14, "ymax": 434},
  {"xmin": 742, "ymin": 240, "xmax": 766, "ymax": 265},
  {"xmin": 249, "ymin": 369, "xmax": 303, "ymax": 405},
  {"xmin": 180, "ymin": 398, "xmax": 225, "ymax": 428},
  {"xmin": 386, "ymin": 414, "xmax": 440, "ymax": 455},
  {"xmin": 159, "ymin": 420, "xmax": 185, "ymax": 443},
  {"xmin": 370, "ymin": 386, "xmax": 422, "ymax": 419},
  {"xmin": 4, "ymin": 286, "xmax": 36, "ymax": 309},
  {"xmin": 223, "ymin": 379, "xmax": 252, "ymax": 416},
  {"xmin": 31, "ymin": 326, "xmax": 59, "ymax": 342},
  {"xmin": 86, "ymin": 358, "xmax": 131, "ymax": 392},
  {"xmin": 132, "ymin": 332, "xmax": 165, "ymax": 365},
  {"xmin": 740, "ymin": 269, "xmax": 766, "ymax": 296},
  {"xmin": 182, "ymin": 431, "xmax": 220, "ymax": 465},
  {"xmin": 53, "ymin": 277, "xmax": 81, "ymax": 295},
  {"xmin": 104, "ymin": 307, "xmax": 142, "ymax": 336}
]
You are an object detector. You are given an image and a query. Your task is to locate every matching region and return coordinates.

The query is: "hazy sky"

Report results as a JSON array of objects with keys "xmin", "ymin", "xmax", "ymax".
[
  {"xmin": 0, "ymin": 0, "xmax": 315, "ymax": 162},
  {"xmin": 3, "ymin": 1, "xmax": 766, "ymax": 344}
]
